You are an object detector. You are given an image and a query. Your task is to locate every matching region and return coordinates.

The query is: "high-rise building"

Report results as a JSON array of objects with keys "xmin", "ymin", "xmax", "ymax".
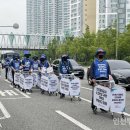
[
  {"xmin": 27, "ymin": 0, "xmax": 83, "ymax": 37},
  {"xmin": 96, "ymin": 0, "xmax": 128, "ymax": 33},
  {"xmin": 82, "ymin": 0, "xmax": 96, "ymax": 33}
]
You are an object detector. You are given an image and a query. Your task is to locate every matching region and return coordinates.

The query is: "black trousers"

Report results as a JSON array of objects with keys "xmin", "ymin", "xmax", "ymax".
[
  {"xmin": 91, "ymin": 86, "xmax": 96, "ymax": 109},
  {"xmin": 5, "ymin": 68, "xmax": 8, "ymax": 79},
  {"xmin": 12, "ymin": 70, "xmax": 15, "ymax": 84}
]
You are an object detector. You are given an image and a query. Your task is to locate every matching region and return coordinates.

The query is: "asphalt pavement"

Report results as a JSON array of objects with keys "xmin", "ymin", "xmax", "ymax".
[{"xmin": 0, "ymin": 69, "xmax": 130, "ymax": 130}]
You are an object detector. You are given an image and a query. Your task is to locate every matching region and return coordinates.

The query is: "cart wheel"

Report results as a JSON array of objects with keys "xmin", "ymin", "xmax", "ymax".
[
  {"xmin": 49, "ymin": 92, "xmax": 52, "ymax": 96},
  {"xmin": 71, "ymin": 98, "xmax": 73, "ymax": 101},
  {"xmin": 93, "ymin": 107, "xmax": 97, "ymax": 114},
  {"xmin": 111, "ymin": 114, "xmax": 114, "ymax": 119},
  {"xmin": 56, "ymin": 93, "xmax": 58, "ymax": 96},
  {"xmin": 78, "ymin": 97, "xmax": 81, "ymax": 101},
  {"xmin": 60, "ymin": 94, "xmax": 62, "ymax": 99},
  {"xmin": 121, "ymin": 114, "xmax": 125, "ymax": 119},
  {"xmin": 41, "ymin": 90, "xmax": 44, "ymax": 94},
  {"xmin": 29, "ymin": 89, "xmax": 33, "ymax": 93}
]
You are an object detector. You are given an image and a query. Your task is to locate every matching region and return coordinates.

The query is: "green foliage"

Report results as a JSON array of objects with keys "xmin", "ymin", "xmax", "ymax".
[
  {"xmin": 42, "ymin": 24, "xmax": 130, "ymax": 65},
  {"xmin": 123, "ymin": 56, "xmax": 130, "ymax": 63}
]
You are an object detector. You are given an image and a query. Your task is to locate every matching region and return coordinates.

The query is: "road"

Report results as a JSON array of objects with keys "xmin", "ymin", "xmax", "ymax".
[{"xmin": 0, "ymin": 69, "xmax": 130, "ymax": 130}]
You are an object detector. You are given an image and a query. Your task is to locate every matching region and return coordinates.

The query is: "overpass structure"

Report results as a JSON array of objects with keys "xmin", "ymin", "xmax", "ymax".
[{"xmin": 0, "ymin": 33, "xmax": 63, "ymax": 50}]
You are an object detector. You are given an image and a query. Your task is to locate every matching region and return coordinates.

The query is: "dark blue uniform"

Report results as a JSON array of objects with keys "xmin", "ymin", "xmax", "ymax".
[
  {"xmin": 11, "ymin": 60, "xmax": 21, "ymax": 84},
  {"xmin": 59, "ymin": 60, "xmax": 72, "ymax": 74},
  {"xmin": 32, "ymin": 60, "xmax": 40, "ymax": 71},
  {"xmin": 40, "ymin": 60, "xmax": 49, "ymax": 69},
  {"xmin": 90, "ymin": 58, "xmax": 111, "ymax": 80},
  {"xmin": 22, "ymin": 58, "xmax": 32, "ymax": 71},
  {"xmin": 4, "ymin": 58, "xmax": 11, "ymax": 79}
]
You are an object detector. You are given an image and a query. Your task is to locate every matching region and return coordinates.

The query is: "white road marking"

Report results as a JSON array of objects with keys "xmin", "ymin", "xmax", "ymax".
[
  {"xmin": 81, "ymin": 87, "xmax": 92, "ymax": 91},
  {"xmin": 0, "ymin": 97, "xmax": 30, "ymax": 100},
  {"xmin": 9, "ymin": 85, "xmax": 31, "ymax": 98},
  {"xmin": 80, "ymin": 97, "xmax": 92, "ymax": 103},
  {"xmin": 0, "ymin": 90, "xmax": 19, "ymax": 97},
  {"xmin": 0, "ymin": 102, "xmax": 11, "ymax": 120},
  {"xmin": 56, "ymin": 110, "xmax": 92, "ymax": 130},
  {"xmin": 4, "ymin": 79, "xmax": 11, "ymax": 83}
]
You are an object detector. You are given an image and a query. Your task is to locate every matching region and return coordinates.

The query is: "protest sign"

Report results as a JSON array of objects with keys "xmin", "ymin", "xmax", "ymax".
[
  {"xmin": 48, "ymin": 74, "xmax": 58, "ymax": 92},
  {"xmin": 94, "ymin": 85, "xmax": 111, "ymax": 111},
  {"xmin": 24, "ymin": 75, "xmax": 33, "ymax": 90},
  {"xmin": 60, "ymin": 78, "xmax": 70, "ymax": 95},
  {"xmin": 41, "ymin": 75, "xmax": 49, "ymax": 91},
  {"xmin": 110, "ymin": 87, "xmax": 126, "ymax": 112},
  {"xmin": 69, "ymin": 78, "xmax": 80, "ymax": 96}
]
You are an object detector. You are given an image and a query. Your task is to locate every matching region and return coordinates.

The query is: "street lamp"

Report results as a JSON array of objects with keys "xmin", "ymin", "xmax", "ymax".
[{"xmin": 0, "ymin": 23, "xmax": 19, "ymax": 29}]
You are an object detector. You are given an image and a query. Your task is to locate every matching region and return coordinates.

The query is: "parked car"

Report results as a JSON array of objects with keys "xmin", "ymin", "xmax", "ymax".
[
  {"xmin": 87, "ymin": 60, "xmax": 130, "ymax": 89},
  {"xmin": 51, "ymin": 59, "xmax": 85, "ymax": 79}
]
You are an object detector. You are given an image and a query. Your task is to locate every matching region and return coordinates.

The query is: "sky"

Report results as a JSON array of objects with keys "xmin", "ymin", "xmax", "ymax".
[{"xmin": 0, "ymin": 0, "xmax": 26, "ymax": 34}]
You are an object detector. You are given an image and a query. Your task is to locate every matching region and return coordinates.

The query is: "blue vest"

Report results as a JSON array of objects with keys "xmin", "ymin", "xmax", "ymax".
[
  {"xmin": 40, "ymin": 60, "xmax": 49, "ymax": 68},
  {"xmin": 94, "ymin": 59, "xmax": 109, "ymax": 79},
  {"xmin": 60, "ymin": 60, "xmax": 70, "ymax": 74},
  {"xmin": 32, "ymin": 61, "xmax": 39, "ymax": 70},
  {"xmin": 22, "ymin": 58, "xmax": 32, "ymax": 71},
  {"xmin": 5, "ymin": 60, "xmax": 10, "ymax": 68},
  {"xmin": 12, "ymin": 60, "xmax": 21, "ymax": 71}
]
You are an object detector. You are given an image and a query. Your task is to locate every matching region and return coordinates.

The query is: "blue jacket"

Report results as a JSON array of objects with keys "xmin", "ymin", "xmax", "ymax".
[
  {"xmin": 90, "ymin": 58, "xmax": 111, "ymax": 80},
  {"xmin": 4, "ymin": 58, "xmax": 11, "ymax": 68},
  {"xmin": 59, "ymin": 60, "xmax": 72, "ymax": 74},
  {"xmin": 32, "ymin": 60, "xmax": 40, "ymax": 70},
  {"xmin": 22, "ymin": 58, "xmax": 32, "ymax": 71},
  {"xmin": 40, "ymin": 60, "xmax": 49, "ymax": 68},
  {"xmin": 11, "ymin": 60, "xmax": 21, "ymax": 71}
]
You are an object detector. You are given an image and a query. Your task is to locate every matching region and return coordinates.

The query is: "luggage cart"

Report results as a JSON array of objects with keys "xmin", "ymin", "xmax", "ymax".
[
  {"xmin": 59, "ymin": 74, "xmax": 81, "ymax": 101},
  {"xmin": 19, "ymin": 71, "xmax": 33, "ymax": 93},
  {"xmin": 92, "ymin": 80, "xmax": 126, "ymax": 119},
  {"xmin": 40, "ymin": 67, "xmax": 58, "ymax": 96}
]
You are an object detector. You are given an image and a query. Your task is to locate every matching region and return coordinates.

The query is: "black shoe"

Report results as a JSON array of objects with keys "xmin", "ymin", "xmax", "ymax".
[
  {"xmin": 93, "ymin": 107, "xmax": 97, "ymax": 114},
  {"xmin": 60, "ymin": 94, "xmax": 65, "ymax": 98}
]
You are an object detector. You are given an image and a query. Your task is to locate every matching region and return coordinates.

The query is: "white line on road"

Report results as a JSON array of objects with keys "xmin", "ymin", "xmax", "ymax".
[
  {"xmin": 0, "ymin": 97, "xmax": 30, "ymax": 100},
  {"xmin": 56, "ymin": 110, "xmax": 92, "ymax": 130},
  {"xmin": 80, "ymin": 97, "xmax": 92, "ymax": 103},
  {"xmin": 81, "ymin": 87, "xmax": 92, "ymax": 91},
  {"xmin": 0, "ymin": 102, "xmax": 11, "ymax": 120},
  {"xmin": 10, "ymin": 85, "xmax": 31, "ymax": 99},
  {"xmin": 4, "ymin": 79, "xmax": 11, "ymax": 83}
]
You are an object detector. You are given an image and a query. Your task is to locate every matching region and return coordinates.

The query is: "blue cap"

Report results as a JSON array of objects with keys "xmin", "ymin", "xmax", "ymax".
[
  {"xmin": 24, "ymin": 50, "xmax": 31, "ymax": 56},
  {"xmin": 41, "ymin": 54, "xmax": 46, "ymax": 59},
  {"xmin": 95, "ymin": 48, "xmax": 106, "ymax": 56}
]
